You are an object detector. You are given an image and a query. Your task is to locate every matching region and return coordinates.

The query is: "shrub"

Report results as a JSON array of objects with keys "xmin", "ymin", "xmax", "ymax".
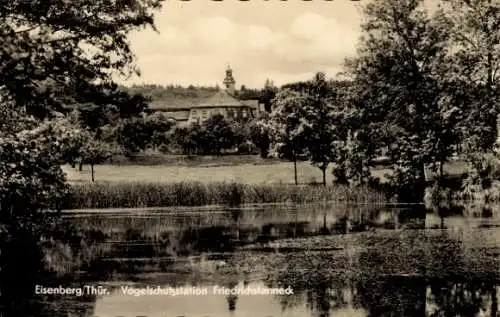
[{"xmin": 459, "ymin": 151, "xmax": 500, "ymax": 202}]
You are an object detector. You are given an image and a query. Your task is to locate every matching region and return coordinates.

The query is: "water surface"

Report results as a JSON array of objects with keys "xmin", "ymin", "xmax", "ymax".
[{"xmin": 2, "ymin": 203, "xmax": 499, "ymax": 317}]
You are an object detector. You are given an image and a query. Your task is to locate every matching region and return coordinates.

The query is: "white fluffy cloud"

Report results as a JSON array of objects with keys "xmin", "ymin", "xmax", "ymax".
[
  {"xmin": 190, "ymin": 16, "xmax": 239, "ymax": 48},
  {"xmin": 126, "ymin": 9, "xmax": 361, "ymax": 88},
  {"xmin": 246, "ymin": 25, "xmax": 278, "ymax": 51}
]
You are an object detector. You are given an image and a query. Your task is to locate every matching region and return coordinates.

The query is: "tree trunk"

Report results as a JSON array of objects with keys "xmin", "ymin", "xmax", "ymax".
[
  {"xmin": 421, "ymin": 162, "xmax": 427, "ymax": 183},
  {"xmin": 91, "ymin": 163, "xmax": 95, "ymax": 182},
  {"xmin": 294, "ymin": 211, "xmax": 298, "ymax": 238},
  {"xmin": 345, "ymin": 209, "xmax": 350, "ymax": 234},
  {"xmin": 79, "ymin": 161, "xmax": 83, "ymax": 172},
  {"xmin": 492, "ymin": 286, "xmax": 498, "ymax": 317},
  {"xmin": 417, "ymin": 161, "xmax": 427, "ymax": 201},
  {"xmin": 439, "ymin": 159, "xmax": 444, "ymax": 185},
  {"xmin": 487, "ymin": 52, "xmax": 493, "ymax": 88},
  {"xmin": 293, "ymin": 153, "xmax": 298, "ymax": 185},
  {"xmin": 322, "ymin": 167, "xmax": 327, "ymax": 186}
]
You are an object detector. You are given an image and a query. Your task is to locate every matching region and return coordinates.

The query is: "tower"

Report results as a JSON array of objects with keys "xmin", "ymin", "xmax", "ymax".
[{"xmin": 223, "ymin": 64, "xmax": 236, "ymax": 95}]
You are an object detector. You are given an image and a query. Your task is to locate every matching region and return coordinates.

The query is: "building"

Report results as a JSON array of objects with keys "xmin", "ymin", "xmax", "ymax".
[{"xmin": 147, "ymin": 66, "xmax": 264, "ymax": 126}]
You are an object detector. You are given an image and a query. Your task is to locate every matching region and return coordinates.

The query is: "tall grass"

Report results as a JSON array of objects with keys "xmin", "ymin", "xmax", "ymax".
[{"xmin": 63, "ymin": 182, "xmax": 389, "ymax": 209}]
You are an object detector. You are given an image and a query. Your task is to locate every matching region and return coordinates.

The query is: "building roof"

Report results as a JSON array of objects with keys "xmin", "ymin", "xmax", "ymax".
[
  {"xmin": 149, "ymin": 98, "xmax": 201, "ymax": 110},
  {"xmin": 195, "ymin": 90, "xmax": 248, "ymax": 108},
  {"xmin": 148, "ymin": 89, "xmax": 259, "ymax": 112}
]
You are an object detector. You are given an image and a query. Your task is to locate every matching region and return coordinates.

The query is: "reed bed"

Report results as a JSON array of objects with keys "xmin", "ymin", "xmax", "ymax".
[{"xmin": 63, "ymin": 181, "xmax": 388, "ymax": 209}]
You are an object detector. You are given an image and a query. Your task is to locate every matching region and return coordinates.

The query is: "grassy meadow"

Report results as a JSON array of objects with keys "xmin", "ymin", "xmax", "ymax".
[
  {"xmin": 61, "ymin": 155, "xmax": 469, "ymax": 209},
  {"xmin": 63, "ymin": 159, "xmax": 386, "ymax": 185},
  {"xmin": 63, "ymin": 157, "xmax": 467, "ymax": 185},
  {"xmin": 63, "ymin": 161, "xmax": 336, "ymax": 185},
  {"xmin": 107, "ymin": 153, "xmax": 283, "ymax": 167}
]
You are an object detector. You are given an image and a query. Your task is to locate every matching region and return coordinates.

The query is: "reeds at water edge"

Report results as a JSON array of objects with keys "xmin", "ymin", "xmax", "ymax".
[{"xmin": 63, "ymin": 181, "xmax": 388, "ymax": 209}]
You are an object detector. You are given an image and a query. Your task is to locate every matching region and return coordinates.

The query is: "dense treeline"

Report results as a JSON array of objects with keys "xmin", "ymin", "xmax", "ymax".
[
  {"xmin": 108, "ymin": 112, "xmax": 261, "ymax": 156},
  {"xmin": 101, "ymin": 78, "xmax": 353, "ymax": 161},
  {"xmin": 257, "ymin": 0, "xmax": 500, "ymax": 202},
  {"xmin": 82, "ymin": 80, "xmax": 280, "ymax": 158},
  {"xmin": 122, "ymin": 84, "xmax": 218, "ymax": 101},
  {"xmin": 120, "ymin": 84, "xmax": 264, "ymax": 102}
]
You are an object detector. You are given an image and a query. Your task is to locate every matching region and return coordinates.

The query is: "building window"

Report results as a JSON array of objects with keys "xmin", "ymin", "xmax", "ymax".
[
  {"xmin": 191, "ymin": 110, "xmax": 197, "ymax": 118},
  {"xmin": 242, "ymin": 110, "xmax": 247, "ymax": 118},
  {"xmin": 202, "ymin": 110, "xmax": 208, "ymax": 119}
]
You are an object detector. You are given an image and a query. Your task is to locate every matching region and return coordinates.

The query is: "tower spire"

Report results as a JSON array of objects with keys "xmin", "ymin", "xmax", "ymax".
[{"xmin": 223, "ymin": 64, "xmax": 236, "ymax": 95}]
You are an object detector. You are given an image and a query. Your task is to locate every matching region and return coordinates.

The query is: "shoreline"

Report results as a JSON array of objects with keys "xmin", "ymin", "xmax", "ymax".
[{"xmin": 60, "ymin": 201, "xmax": 420, "ymax": 214}]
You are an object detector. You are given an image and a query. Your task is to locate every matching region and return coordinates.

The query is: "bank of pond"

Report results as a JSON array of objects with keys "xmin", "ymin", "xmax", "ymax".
[
  {"xmin": 1, "ymin": 202, "xmax": 500, "ymax": 317},
  {"xmin": 63, "ymin": 181, "xmax": 389, "ymax": 209},
  {"xmin": 63, "ymin": 178, "xmax": 500, "ymax": 210}
]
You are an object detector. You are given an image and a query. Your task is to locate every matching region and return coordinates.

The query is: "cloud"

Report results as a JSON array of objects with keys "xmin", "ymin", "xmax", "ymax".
[
  {"xmin": 246, "ymin": 25, "xmax": 278, "ymax": 51},
  {"xmin": 286, "ymin": 13, "xmax": 360, "ymax": 62},
  {"xmin": 290, "ymin": 12, "xmax": 330, "ymax": 39},
  {"xmin": 126, "ymin": 11, "xmax": 361, "ymax": 88},
  {"xmin": 189, "ymin": 16, "xmax": 238, "ymax": 48}
]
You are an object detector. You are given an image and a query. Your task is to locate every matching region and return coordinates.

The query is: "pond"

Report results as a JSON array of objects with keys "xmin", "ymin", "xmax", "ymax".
[{"xmin": 1, "ymin": 203, "xmax": 500, "ymax": 317}]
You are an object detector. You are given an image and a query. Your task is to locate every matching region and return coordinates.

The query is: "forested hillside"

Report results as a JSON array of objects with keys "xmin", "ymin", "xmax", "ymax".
[{"xmin": 120, "ymin": 84, "xmax": 264, "ymax": 105}]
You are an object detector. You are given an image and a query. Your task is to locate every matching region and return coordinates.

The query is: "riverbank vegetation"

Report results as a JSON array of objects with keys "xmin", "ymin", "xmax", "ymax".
[{"xmin": 63, "ymin": 181, "xmax": 388, "ymax": 209}]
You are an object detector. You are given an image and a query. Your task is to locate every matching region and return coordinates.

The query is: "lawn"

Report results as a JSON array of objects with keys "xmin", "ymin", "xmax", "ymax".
[
  {"xmin": 63, "ymin": 161, "xmax": 338, "ymax": 184},
  {"xmin": 108, "ymin": 154, "xmax": 284, "ymax": 167},
  {"xmin": 63, "ymin": 156, "xmax": 468, "ymax": 185}
]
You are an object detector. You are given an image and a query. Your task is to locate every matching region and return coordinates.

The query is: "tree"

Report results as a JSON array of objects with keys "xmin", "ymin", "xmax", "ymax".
[
  {"xmin": 301, "ymin": 73, "xmax": 340, "ymax": 186},
  {"xmin": 0, "ymin": 101, "xmax": 83, "ymax": 222},
  {"xmin": 282, "ymin": 73, "xmax": 335, "ymax": 98},
  {"xmin": 230, "ymin": 119, "xmax": 254, "ymax": 154},
  {"xmin": 144, "ymin": 112, "xmax": 176, "ymax": 151},
  {"xmin": 345, "ymin": 0, "xmax": 454, "ymax": 201},
  {"xmin": 444, "ymin": 0, "xmax": 500, "ymax": 153},
  {"xmin": 0, "ymin": 0, "xmax": 163, "ymax": 208},
  {"xmin": 79, "ymin": 136, "xmax": 116, "ymax": 182},
  {"xmin": 260, "ymin": 79, "xmax": 278, "ymax": 112},
  {"xmin": 236, "ymin": 88, "xmax": 261, "ymax": 101},
  {"xmin": 303, "ymin": 104, "xmax": 337, "ymax": 186},
  {"xmin": 200, "ymin": 114, "xmax": 235, "ymax": 154},
  {"xmin": 172, "ymin": 125, "xmax": 201, "ymax": 155},
  {"xmin": 268, "ymin": 89, "xmax": 310, "ymax": 185},
  {"xmin": 116, "ymin": 117, "xmax": 150, "ymax": 154},
  {"xmin": 330, "ymin": 82, "xmax": 380, "ymax": 187},
  {"xmin": 0, "ymin": 0, "xmax": 161, "ymax": 120},
  {"xmin": 249, "ymin": 114, "xmax": 271, "ymax": 158},
  {"xmin": 115, "ymin": 113, "xmax": 173, "ymax": 155},
  {"xmin": 273, "ymin": 73, "xmax": 348, "ymax": 186},
  {"xmin": 0, "ymin": 0, "xmax": 164, "ymax": 285}
]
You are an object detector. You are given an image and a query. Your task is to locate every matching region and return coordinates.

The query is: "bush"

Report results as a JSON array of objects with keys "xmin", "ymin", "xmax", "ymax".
[
  {"xmin": 459, "ymin": 151, "xmax": 500, "ymax": 202},
  {"xmin": 424, "ymin": 182, "xmax": 453, "ymax": 211},
  {"xmin": 0, "ymin": 107, "xmax": 86, "ymax": 222}
]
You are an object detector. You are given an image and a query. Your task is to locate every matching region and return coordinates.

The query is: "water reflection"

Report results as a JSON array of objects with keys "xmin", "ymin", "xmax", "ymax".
[
  {"xmin": 1, "ymin": 203, "xmax": 499, "ymax": 317},
  {"xmin": 0, "ymin": 224, "xmax": 98, "ymax": 317}
]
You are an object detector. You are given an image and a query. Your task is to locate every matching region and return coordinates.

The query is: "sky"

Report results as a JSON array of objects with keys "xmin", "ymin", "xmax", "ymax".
[{"xmin": 123, "ymin": 1, "xmax": 367, "ymax": 89}]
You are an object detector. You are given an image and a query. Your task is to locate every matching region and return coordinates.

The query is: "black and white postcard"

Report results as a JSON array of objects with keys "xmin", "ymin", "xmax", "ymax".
[{"xmin": 1, "ymin": 0, "xmax": 499, "ymax": 316}]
